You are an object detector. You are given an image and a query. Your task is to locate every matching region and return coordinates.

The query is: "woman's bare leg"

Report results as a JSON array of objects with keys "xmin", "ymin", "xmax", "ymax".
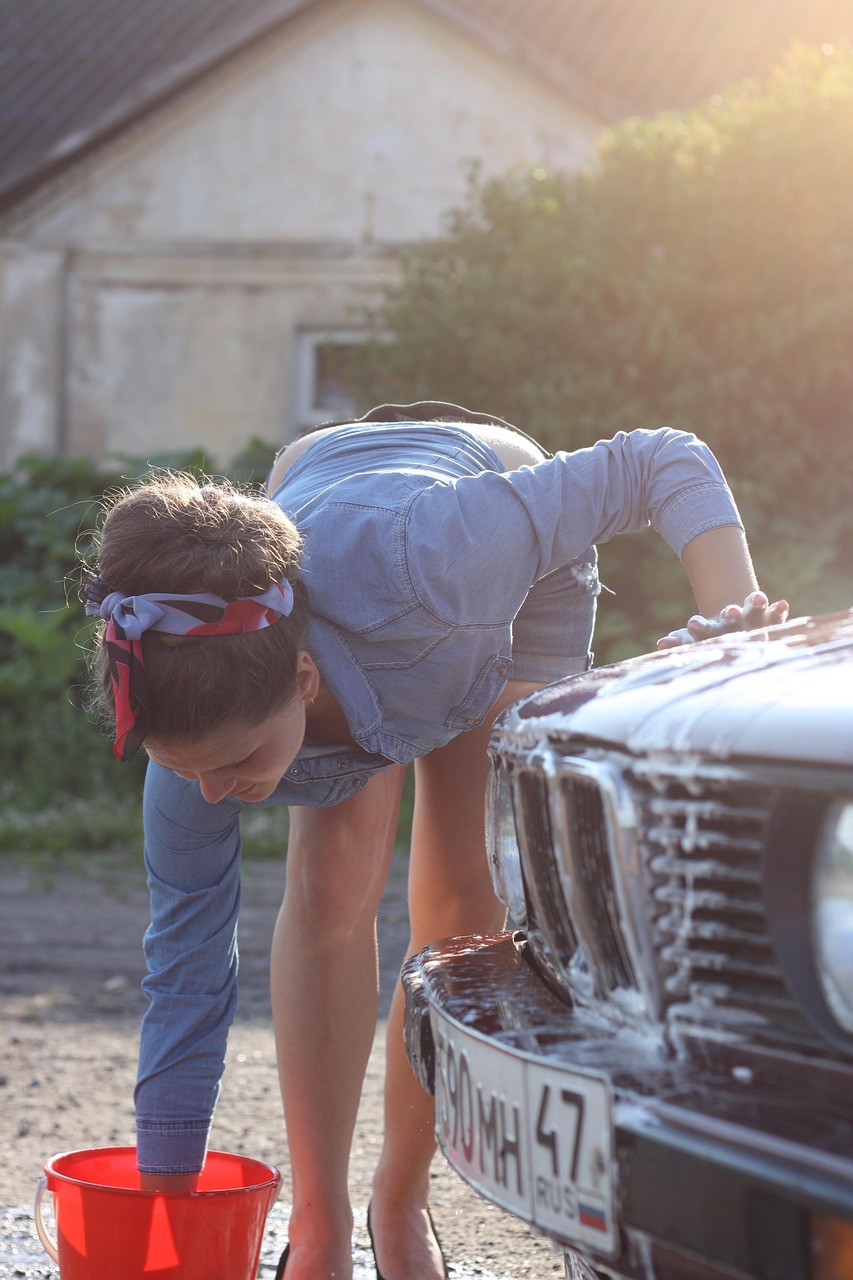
[
  {"xmin": 271, "ymin": 765, "xmax": 406, "ymax": 1280},
  {"xmin": 370, "ymin": 680, "xmax": 543, "ymax": 1280}
]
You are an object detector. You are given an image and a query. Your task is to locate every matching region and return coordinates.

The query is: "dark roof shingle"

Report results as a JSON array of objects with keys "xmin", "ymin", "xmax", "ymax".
[
  {"xmin": 0, "ymin": 0, "xmax": 313, "ymax": 206},
  {"xmin": 1, "ymin": 0, "xmax": 851, "ymax": 211}
]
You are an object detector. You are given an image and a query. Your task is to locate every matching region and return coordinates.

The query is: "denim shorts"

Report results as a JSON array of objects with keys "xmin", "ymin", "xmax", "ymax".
[{"xmin": 511, "ymin": 549, "xmax": 598, "ymax": 683}]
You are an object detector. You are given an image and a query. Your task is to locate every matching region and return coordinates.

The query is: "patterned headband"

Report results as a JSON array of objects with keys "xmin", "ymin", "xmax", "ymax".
[{"xmin": 84, "ymin": 572, "xmax": 295, "ymax": 763}]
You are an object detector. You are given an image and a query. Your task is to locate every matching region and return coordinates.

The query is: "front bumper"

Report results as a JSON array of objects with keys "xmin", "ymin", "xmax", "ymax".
[{"xmin": 403, "ymin": 931, "xmax": 853, "ymax": 1280}]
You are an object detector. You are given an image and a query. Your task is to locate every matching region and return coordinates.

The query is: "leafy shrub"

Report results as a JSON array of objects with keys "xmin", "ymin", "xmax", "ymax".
[{"xmin": 0, "ymin": 442, "xmax": 279, "ymax": 846}]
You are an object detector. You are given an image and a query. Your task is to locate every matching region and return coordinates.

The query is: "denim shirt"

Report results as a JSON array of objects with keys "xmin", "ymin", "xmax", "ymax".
[{"xmin": 135, "ymin": 423, "xmax": 743, "ymax": 1172}]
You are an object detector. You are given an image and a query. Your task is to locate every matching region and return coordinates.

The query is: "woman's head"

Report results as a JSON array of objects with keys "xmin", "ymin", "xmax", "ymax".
[{"xmin": 85, "ymin": 471, "xmax": 310, "ymax": 755}]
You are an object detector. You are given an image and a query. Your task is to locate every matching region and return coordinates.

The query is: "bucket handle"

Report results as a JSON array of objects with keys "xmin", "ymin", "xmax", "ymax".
[{"xmin": 34, "ymin": 1176, "xmax": 59, "ymax": 1263}]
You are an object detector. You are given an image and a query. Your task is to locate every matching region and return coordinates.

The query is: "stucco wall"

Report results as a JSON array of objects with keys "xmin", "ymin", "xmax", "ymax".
[
  {"xmin": 18, "ymin": 0, "xmax": 600, "ymax": 247},
  {"xmin": 0, "ymin": 0, "xmax": 603, "ymax": 467},
  {"xmin": 0, "ymin": 246, "xmax": 65, "ymax": 460},
  {"xmin": 63, "ymin": 246, "xmax": 398, "ymax": 465}
]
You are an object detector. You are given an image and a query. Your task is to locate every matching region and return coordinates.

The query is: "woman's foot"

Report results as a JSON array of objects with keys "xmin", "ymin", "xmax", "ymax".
[
  {"xmin": 277, "ymin": 1241, "xmax": 353, "ymax": 1279},
  {"xmin": 278, "ymin": 1220, "xmax": 354, "ymax": 1280},
  {"xmin": 366, "ymin": 1198, "xmax": 448, "ymax": 1280}
]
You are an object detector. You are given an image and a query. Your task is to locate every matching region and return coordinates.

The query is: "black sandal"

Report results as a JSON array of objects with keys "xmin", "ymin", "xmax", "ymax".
[
  {"xmin": 367, "ymin": 1203, "xmax": 449, "ymax": 1280},
  {"xmin": 274, "ymin": 1243, "xmax": 289, "ymax": 1278}
]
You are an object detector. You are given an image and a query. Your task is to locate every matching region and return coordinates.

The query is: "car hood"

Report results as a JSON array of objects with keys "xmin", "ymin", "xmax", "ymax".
[{"xmin": 501, "ymin": 609, "xmax": 853, "ymax": 766}]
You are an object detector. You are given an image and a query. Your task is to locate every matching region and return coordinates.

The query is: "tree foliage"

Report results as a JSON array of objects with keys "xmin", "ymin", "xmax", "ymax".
[{"xmin": 350, "ymin": 44, "xmax": 853, "ymax": 657}]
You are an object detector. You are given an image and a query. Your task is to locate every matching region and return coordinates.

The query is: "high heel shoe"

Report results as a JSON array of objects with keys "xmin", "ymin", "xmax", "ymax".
[
  {"xmin": 274, "ymin": 1243, "xmax": 289, "ymax": 1278},
  {"xmin": 366, "ymin": 1203, "xmax": 449, "ymax": 1280}
]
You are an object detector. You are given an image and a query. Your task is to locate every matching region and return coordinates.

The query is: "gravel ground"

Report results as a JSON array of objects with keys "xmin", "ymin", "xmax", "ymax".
[{"xmin": 0, "ymin": 849, "xmax": 564, "ymax": 1278}]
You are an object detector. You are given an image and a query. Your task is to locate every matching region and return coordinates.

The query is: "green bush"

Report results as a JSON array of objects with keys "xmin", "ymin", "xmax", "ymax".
[
  {"xmin": 0, "ymin": 442, "xmax": 280, "ymax": 849},
  {"xmin": 349, "ymin": 43, "xmax": 853, "ymax": 657}
]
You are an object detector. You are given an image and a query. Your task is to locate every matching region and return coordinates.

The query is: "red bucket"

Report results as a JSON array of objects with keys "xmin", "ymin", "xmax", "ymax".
[{"xmin": 34, "ymin": 1147, "xmax": 280, "ymax": 1279}]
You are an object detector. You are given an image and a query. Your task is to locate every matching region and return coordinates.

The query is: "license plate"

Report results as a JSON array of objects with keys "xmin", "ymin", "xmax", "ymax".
[{"xmin": 431, "ymin": 1007, "xmax": 616, "ymax": 1257}]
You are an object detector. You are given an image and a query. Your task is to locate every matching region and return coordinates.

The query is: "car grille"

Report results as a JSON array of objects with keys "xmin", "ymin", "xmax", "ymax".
[
  {"xmin": 515, "ymin": 763, "xmax": 638, "ymax": 1004},
  {"xmin": 513, "ymin": 751, "xmax": 823, "ymax": 1046},
  {"xmin": 516, "ymin": 770, "xmax": 578, "ymax": 988},
  {"xmin": 558, "ymin": 773, "xmax": 635, "ymax": 992},
  {"xmin": 629, "ymin": 759, "xmax": 820, "ymax": 1043}
]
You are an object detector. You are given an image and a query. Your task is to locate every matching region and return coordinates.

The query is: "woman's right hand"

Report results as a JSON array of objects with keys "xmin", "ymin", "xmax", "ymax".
[
  {"xmin": 139, "ymin": 1171, "xmax": 200, "ymax": 1192},
  {"xmin": 657, "ymin": 590, "xmax": 790, "ymax": 650}
]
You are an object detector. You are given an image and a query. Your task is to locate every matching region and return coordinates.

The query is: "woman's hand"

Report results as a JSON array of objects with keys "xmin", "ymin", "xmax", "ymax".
[
  {"xmin": 657, "ymin": 590, "xmax": 790, "ymax": 650},
  {"xmin": 139, "ymin": 1171, "xmax": 200, "ymax": 1192}
]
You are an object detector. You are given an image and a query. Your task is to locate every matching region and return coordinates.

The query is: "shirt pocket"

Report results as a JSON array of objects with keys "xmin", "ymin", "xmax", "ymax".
[{"xmin": 445, "ymin": 653, "xmax": 513, "ymax": 731}]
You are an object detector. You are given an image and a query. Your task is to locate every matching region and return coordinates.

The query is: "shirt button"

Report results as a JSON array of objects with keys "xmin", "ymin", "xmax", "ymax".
[
  {"xmin": 289, "ymin": 767, "xmax": 299, "ymax": 776},
  {"xmin": 338, "ymin": 761, "xmax": 348, "ymax": 770},
  {"xmin": 498, "ymin": 665, "xmax": 508, "ymax": 676},
  {"xmin": 353, "ymin": 778, "xmax": 365, "ymax": 790},
  {"xmin": 465, "ymin": 718, "xmax": 475, "ymax": 726}
]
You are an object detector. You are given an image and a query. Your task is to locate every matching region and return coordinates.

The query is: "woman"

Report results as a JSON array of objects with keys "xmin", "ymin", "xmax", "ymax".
[{"xmin": 83, "ymin": 402, "xmax": 787, "ymax": 1280}]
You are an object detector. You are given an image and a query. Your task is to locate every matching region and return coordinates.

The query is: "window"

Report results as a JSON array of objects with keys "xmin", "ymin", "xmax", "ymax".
[{"xmin": 292, "ymin": 329, "xmax": 371, "ymax": 433}]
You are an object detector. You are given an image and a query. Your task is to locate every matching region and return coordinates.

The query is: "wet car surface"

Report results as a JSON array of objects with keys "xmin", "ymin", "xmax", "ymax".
[{"xmin": 403, "ymin": 610, "xmax": 853, "ymax": 1280}]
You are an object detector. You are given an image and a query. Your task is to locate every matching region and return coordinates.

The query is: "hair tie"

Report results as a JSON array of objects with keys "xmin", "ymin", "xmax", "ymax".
[{"xmin": 83, "ymin": 572, "xmax": 294, "ymax": 762}]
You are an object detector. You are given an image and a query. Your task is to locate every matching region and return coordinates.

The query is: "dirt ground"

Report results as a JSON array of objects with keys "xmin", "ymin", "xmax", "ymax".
[{"xmin": 0, "ymin": 848, "xmax": 564, "ymax": 1277}]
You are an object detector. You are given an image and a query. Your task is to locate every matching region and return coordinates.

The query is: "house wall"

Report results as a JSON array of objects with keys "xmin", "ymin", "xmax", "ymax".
[
  {"xmin": 0, "ymin": 0, "xmax": 602, "ymax": 469},
  {"xmin": 62, "ymin": 245, "xmax": 399, "ymax": 461},
  {"xmin": 0, "ymin": 246, "xmax": 66, "ymax": 458}
]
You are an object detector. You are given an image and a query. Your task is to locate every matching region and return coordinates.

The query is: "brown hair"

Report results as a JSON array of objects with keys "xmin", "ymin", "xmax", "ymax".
[{"xmin": 84, "ymin": 471, "xmax": 308, "ymax": 745}]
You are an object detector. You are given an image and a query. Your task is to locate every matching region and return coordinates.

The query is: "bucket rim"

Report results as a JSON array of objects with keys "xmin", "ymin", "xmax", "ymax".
[{"xmin": 43, "ymin": 1146, "xmax": 281, "ymax": 1196}]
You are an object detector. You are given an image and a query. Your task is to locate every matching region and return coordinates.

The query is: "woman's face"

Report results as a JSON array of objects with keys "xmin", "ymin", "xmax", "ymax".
[{"xmin": 146, "ymin": 652, "xmax": 319, "ymax": 804}]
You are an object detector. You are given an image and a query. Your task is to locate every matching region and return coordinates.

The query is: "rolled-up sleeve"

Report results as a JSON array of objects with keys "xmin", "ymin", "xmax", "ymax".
[
  {"xmin": 406, "ymin": 427, "xmax": 742, "ymax": 623},
  {"xmin": 134, "ymin": 763, "xmax": 243, "ymax": 1174}
]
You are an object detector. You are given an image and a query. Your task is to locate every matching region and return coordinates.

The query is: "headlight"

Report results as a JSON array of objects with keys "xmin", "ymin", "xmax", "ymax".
[
  {"xmin": 812, "ymin": 800, "xmax": 853, "ymax": 1033},
  {"xmin": 485, "ymin": 761, "xmax": 526, "ymax": 925}
]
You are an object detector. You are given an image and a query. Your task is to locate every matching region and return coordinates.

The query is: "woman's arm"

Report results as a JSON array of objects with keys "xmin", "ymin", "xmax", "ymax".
[
  {"xmin": 656, "ymin": 525, "xmax": 789, "ymax": 649},
  {"xmin": 407, "ymin": 427, "xmax": 748, "ymax": 622},
  {"xmin": 135, "ymin": 763, "xmax": 243, "ymax": 1176}
]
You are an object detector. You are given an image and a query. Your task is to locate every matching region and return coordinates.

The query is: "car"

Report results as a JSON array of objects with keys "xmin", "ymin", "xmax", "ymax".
[{"xmin": 402, "ymin": 609, "xmax": 853, "ymax": 1280}]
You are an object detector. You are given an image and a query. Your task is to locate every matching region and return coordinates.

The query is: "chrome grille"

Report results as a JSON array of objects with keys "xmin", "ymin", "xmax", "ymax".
[
  {"xmin": 510, "ymin": 747, "xmax": 823, "ymax": 1045},
  {"xmin": 629, "ymin": 759, "xmax": 818, "ymax": 1042},
  {"xmin": 559, "ymin": 773, "xmax": 635, "ymax": 992},
  {"xmin": 516, "ymin": 770, "xmax": 577, "ymax": 982}
]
